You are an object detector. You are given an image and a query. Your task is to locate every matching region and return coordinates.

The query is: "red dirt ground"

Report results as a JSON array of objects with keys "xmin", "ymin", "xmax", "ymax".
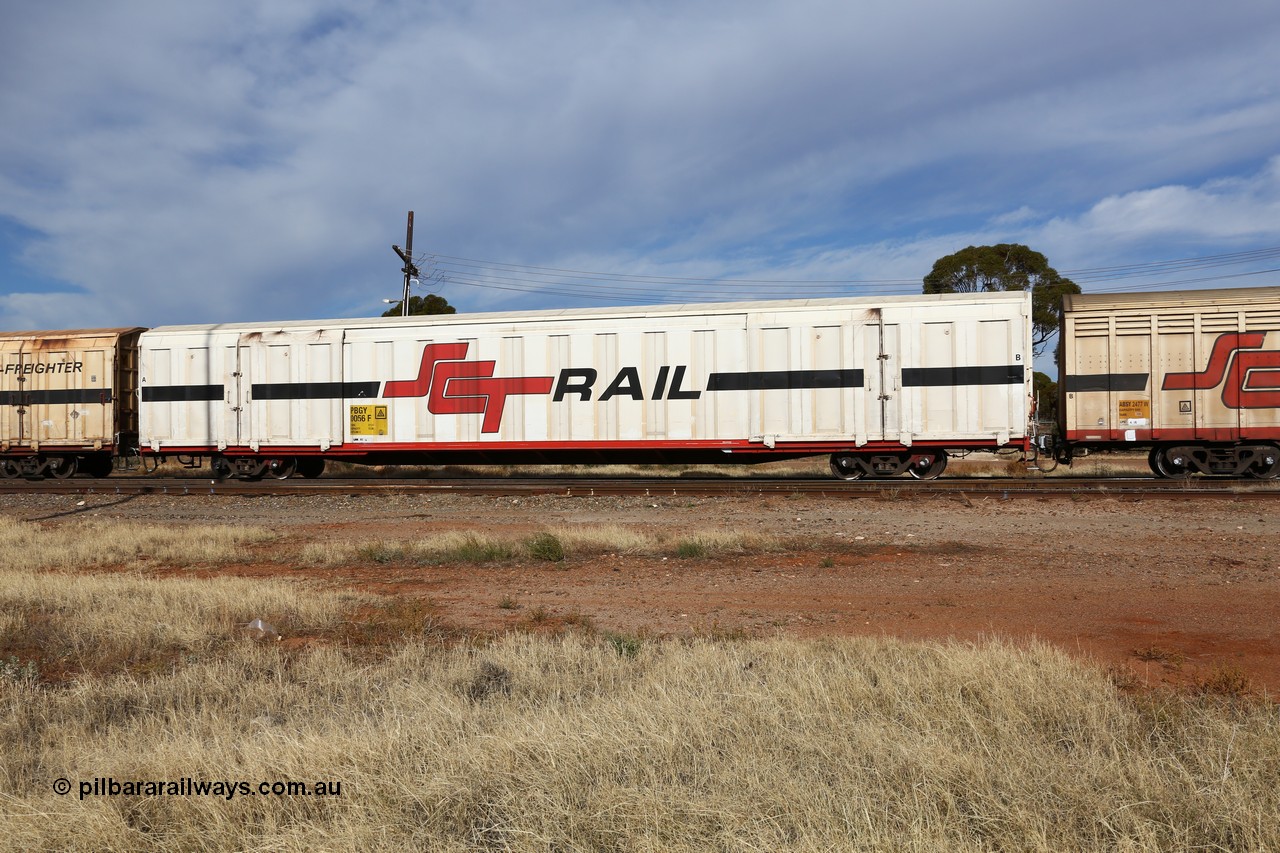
[{"xmin": 9, "ymin": 490, "xmax": 1280, "ymax": 693}]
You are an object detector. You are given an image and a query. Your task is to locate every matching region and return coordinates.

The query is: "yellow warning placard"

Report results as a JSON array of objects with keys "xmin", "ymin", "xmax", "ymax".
[
  {"xmin": 349, "ymin": 404, "xmax": 388, "ymax": 436},
  {"xmin": 1118, "ymin": 399, "xmax": 1150, "ymax": 422}
]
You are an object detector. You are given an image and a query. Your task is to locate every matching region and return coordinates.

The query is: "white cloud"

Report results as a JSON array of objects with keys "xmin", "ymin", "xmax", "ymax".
[
  {"xmin": 1028, "ymin": 157, "xmax": 1280, "ymax": 267},
  {"xmin": 1, "ymin": 1, "xmax": 1279, "ymax": 329}
]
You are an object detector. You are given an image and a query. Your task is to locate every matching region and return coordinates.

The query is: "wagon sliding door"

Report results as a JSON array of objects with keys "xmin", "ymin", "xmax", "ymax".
[
  {"xmin": 242, "ymin": 330, "xmax": 344, "ymax": 451},
  {"xmin": 862, "ymin": 320, "xmax": 900, "ymax": 442},
  {"xmin": 745, "ymin": 314, "xmax": 861, "ymax": 443},
  {"xmin": 0, "ymin": 349, "xmax": 31, "ymax": 446}
]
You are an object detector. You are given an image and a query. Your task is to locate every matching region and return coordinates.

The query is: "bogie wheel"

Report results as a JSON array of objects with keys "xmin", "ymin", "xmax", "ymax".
[
  {"xmin": 210, "ymin": 456, "xmax": 233, "ymax": 481},
  {"xmin": 0, "ymin": 459, "xmax": 20, "ymax": 479},
  {"xmin": 1153, "ymin": 447, "xmax": 1193, "ymax": 478},
  {"xmin": 265, "ymin": 457, "xmax": 297, "ymax": 480},
  {"xmin": 81, "ymin": 454, "xmax": 114, "ymax": 478},
  {"xmin": 907, "ymin": 451, "xmax": 948, "ymax": 480},
  {"xmin": 829, "ymin": 453, "xmax": 867, "ymax": 481},
  {"xmin": 296, "ymin": 458, "xmax": 326, "ymax": 479},
  {"xmin": 1246, "ymin": 444, "xmax": 1280, "ymax": 480},
  {"xmin": 1147, "ymin": 446, "xmax": 1164, "ymax": 477},
  {"xmin": 48, "ymin": 457, "xmax": 78, "ymax": 479}
]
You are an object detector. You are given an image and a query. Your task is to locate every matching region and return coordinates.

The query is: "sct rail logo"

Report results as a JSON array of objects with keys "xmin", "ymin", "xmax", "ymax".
[
  {"xmin": 1162, "ymin": 332, "xmax": 1280, "ymax": 408},
  {"xmin": 383, "ymin": 343, "xmax": 554, "ymax": 433},
  {"xmin": 379, "ymin": 342, "xmax": 708, "ymax": 433}
]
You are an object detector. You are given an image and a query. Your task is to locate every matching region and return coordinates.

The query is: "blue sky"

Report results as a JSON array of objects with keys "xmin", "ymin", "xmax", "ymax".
[{"xmin": 2, "ymin": 0, "xmax": 1279, "ymax": 367}]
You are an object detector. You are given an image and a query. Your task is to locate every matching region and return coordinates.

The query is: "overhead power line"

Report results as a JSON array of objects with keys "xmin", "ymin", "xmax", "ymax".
[{"xmin": 408, "ymin": 245, "xmax": 1280, "ymax": 304}]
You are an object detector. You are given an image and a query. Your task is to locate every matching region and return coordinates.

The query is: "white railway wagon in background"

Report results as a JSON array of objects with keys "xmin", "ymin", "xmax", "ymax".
[
  {"xmin": 138, "ymin": 292, "xmax": 1032, "ymax": 479},
  {"xmin": 0, "ymin": 327, "xmax": 143, "ymax": 478},
  {"xmin": 1059, "ymin": 286, "xmax": 1280, "ymax": 478}
]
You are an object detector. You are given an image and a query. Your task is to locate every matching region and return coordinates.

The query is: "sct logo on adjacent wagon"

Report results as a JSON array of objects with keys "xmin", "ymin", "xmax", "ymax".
[{"xmin": 1162, "ymin": 332, "xmax": 1280, "ymax": 409}]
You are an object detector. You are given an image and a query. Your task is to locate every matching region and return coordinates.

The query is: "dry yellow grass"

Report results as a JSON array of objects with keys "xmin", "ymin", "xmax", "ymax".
[
  {"xmin": 298, "ymin": 525, "xmax": 783, "ymax": 566},
  {"xmin": 3, "ymin": 517, "xmax": 1278, "ymax": 851},
  {"xmin": 0, "ymin": 515, "xmax": 273, "ymax": 571},
  {"xmin": 0, "ymin": 565, "xmax": 362, "ymax": 678},
  {"xmin": 3, "ymin": 627, "xmax": 1278, "ymax": 852}
]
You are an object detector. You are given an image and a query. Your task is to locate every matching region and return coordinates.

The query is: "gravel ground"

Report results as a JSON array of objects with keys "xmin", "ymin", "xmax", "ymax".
[{"xmin": 6, "ymin": 489, "xmax": 1279, "ymax": 693}]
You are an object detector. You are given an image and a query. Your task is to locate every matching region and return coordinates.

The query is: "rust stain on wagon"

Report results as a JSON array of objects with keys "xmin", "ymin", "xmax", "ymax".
[{"xmin": 3, "ymin": 328, "xmax": 144, "ymax": 347}]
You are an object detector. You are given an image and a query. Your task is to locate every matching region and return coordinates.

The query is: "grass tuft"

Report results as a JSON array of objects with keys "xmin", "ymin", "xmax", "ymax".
[
  {"xmin": 527, "ymin": 532, "xmax": 565, "ymax": 562},
  {"xmin": 675, "ymin": 539, "xmax": 709, "ymax": 559},
  {"xmin": 605, "ymin": 632, "xmax": 644, "ymax": 658}
]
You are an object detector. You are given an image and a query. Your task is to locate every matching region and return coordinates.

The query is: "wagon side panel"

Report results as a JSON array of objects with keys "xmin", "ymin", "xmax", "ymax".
[
  {"xmin": 139, "ymin": 330, "xmax": 240, "ymax": 452},
  {"xmin": 1062, "ymin": 287, "xmax": 1280, "ymax": 447},
  {"xmin": 0, "ymin": 329, "xmax": 141, "ymax": 454}
]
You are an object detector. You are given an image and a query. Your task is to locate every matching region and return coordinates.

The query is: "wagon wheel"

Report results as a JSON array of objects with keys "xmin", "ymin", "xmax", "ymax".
[
  {"xmin": 1246, "ymin": 445, "xmax": 1280, "ymax": 480},
  {"xmin": 210, "ymin": 456, "xmax": 233, "ymax": 481},
  {"xmin": 907, "ymin": 451, "xmax": 948, "ymax": 480},
  {"xmin": 48, "ymin": 457, "xmax": 78, "ymax": 479},
  {"xmin": 265, "ymin": 457, "xmax": 297, "ymax": 480},
  {"xmin": 1147, "ymin": 446, "xmax": 1165, "ymax": 477},
  {"xmin": 81, "ymin": 454, "xmax": 115, "ymax": 478},
  {"xmin": 0, "ymin": 460, "xmax": 20, "ymax": 479},
  {"xmin": 829, "ymin": 453, "xmax": 867, "ymax": 481},
  {"xmin": 296, "ymin": 458, "xmax": 326, "ymax": 479},
  {"xmin": 1153, "ymin": 447, "xmax": 1193, "ymax": 478}
]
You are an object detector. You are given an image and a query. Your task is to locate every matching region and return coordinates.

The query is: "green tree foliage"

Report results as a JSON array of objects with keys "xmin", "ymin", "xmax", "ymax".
[
  {"xmin": 1033, "ymin": 371, "xmax": 1059, "ymax": 427},
  {"xmin": 923, "ymin": 244, "xmax": 1080, "ymax": 357},
  {"xmin": 381, "ymin": 294, "xmax": 457, "ymax": 317}
]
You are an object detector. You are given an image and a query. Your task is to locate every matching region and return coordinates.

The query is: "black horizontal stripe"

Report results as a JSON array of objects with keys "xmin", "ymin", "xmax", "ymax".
[
  {"xmin": 901, "ymin": 365, "xmax": 1025, "ymax": 387},
  {"xmin": 1062, "ymin": 373, "xmax": 1149, "ymax": 393},
  {"xmin": 251, "ymin": 381, "xmax": 381, "ymax": 400},
  {"xmin": 706, "ymin": 369, "xmax": 864, "ymax": 391},
  {"xmin": 142, "ymin": 384, "xmax": 224, "ymax": 402},
  {"xmin": 0, "ymin": 389, "xmax": 113, "ymax": 406}
]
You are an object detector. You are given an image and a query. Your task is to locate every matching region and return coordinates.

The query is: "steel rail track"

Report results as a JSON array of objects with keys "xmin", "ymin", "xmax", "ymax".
[{"xmin": 1, "ymin": 475, "xmax": 1277, "ymax": 499}]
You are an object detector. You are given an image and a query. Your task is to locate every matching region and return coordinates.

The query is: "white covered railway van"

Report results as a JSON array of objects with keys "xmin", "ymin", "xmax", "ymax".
[
  {"xmin": 0, "ymin": 327, "xmax": 144, "ymax": 478},
  {"xmin": 138, "ymin": 292, "xmax": 1033, "ymax": 479},
  {"xmin": 1059, "ymin": 286, "xmax": 1280, "ymax": 477}
]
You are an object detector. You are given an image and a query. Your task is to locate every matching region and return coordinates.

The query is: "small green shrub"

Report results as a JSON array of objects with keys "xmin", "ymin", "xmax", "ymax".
[
  {"xmin": 676, "ymin": 540, "xmax": 709, "ymax": 559},
  {"xmin": 528, "ymin": 532, "xmax": 565, "ymax": 562},
  {"xmin": 0, "ymin": 655, "xmax": 39, "ymax": 685},
  {"xmin": 606, "ymin": 632, "xmax": 643, "ymax": 658},
  {"xmin": 454, "ymin": 535, "xmax": 514, "ymax": 563}
]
